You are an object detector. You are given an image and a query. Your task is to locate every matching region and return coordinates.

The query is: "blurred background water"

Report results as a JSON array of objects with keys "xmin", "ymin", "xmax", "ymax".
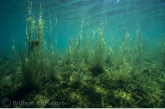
[{"xmin": 0, "ymin": 0, "xmax": 165, "ymax": 54}]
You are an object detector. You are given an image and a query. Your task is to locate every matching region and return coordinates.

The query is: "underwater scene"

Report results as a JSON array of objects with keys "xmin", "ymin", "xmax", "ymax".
[{"xmin": 0, "ymin": 0, "xmax": 165, "ymax": 108}]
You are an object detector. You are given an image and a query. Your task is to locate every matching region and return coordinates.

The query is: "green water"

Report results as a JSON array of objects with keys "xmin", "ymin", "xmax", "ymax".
[{"xmin": 0, "ymin": 0, "xmax": 165, "ymax": 108}]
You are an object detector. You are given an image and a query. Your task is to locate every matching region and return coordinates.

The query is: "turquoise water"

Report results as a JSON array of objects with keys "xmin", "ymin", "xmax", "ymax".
[
  {"xmin": 0, "ymin": 0, "xmax": 165, "ymax": 108},
  {"xmin": 0, "ymin": 0, "xmax": 165, "ymax": 53}
]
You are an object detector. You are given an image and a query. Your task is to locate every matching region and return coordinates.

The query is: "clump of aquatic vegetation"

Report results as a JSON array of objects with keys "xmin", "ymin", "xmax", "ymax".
[{"xmin": 0, "ymin": 1, "xmax": 165, "ymax": 108}]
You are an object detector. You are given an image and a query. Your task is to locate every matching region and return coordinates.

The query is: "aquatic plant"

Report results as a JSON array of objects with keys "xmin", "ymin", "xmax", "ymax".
[
  {"xmin": 90, "ymin": 28, "xmax": 105, "ymax": 76},
  {"xmin": 112, "ymin": 60, "xmax": 132, "ymax": 83},
  {"xmin": 66, "ymin": 37, "xmax": 73, "ymax": 68},
  {"xmin": 69, "ymin": 69, "xmax": 89, "ymax": 88},
  {"xmin": 72, "ymin": 21, "xmax": 84, "ymax": 71},
  {"xmin": 105, "ymin": 47, "xmax": 114, "ymax": 66},
  {"xmin": 1, "ymin": 1, "xmax": 165, "ymax": 108},
  {"xmin": 83, "ymin": 29, "xmax": 90, "ymax": 64},
  {"xmin": 161, "ymin": 38, "xmax": 165, "ymax": 71},
  {"xmin": 81, "ymin": 20, "xmax": 90, "ymax": 65},
  {"xmin": 133, "ymin": 29, "xmax": 143, "ymax": 72},
  {"xmin": 19, "ymin": 2, "xmax": 47, "ymax": 90},
  {"xmin": 70, "ymin": 70, "xmax": 82, "ymax": 85},
  {"xmin": 113, "ymin": 28, "xmax": 130, "ymax": 69}
]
